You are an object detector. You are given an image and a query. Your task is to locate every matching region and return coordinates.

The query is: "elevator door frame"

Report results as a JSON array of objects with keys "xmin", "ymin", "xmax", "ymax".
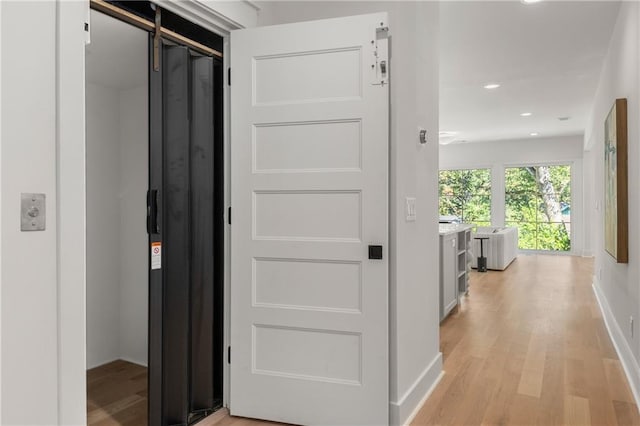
[
  {"xmin": 57, "ymin": 2, "xmax": 241, "ymax": 423},
  {"xmin": 152, "ymin": 3, "xmax": 236, "ymax": 411}
]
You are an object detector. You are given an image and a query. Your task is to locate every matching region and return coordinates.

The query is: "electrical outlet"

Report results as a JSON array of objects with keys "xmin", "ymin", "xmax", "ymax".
[{"xmin": 631, "ymin": 316, "xmax": 634, "ymax": 338}]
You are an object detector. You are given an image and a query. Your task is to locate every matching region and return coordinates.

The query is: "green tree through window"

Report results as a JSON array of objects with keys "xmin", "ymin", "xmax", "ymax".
[
  {"xmin": 505, "ymin": 165, "xmax": 571, "ymax": 251},
  {"xmin": 439, "ymin": 169, "xmax": 491, "ymax": 226}
]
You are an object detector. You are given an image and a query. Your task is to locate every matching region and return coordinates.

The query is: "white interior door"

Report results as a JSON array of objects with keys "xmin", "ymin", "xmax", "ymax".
[{"xmin": 230, "ymin": 13, "xmax": 389, "ymax": 425}]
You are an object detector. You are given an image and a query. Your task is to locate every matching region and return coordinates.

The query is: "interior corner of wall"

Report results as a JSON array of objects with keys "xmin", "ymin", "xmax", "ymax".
[{"xmin": 584, "ymin": 133, "xmax": 595, "ymax": 152}]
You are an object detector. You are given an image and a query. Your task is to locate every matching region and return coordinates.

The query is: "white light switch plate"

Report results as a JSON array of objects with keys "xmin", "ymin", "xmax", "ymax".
[{"xmin": 406, "ymin": 197, "xmax": 416, "ymax": 222}]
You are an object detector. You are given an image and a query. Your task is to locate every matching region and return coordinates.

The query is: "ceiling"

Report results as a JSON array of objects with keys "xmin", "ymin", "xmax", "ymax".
[
  {"xmin": 86, "ymin": 10, "xmax": 147, "ymax": 90},
  {"xmin": 439, "ymin": 1, "xmax": 620, "ymax": 144}
]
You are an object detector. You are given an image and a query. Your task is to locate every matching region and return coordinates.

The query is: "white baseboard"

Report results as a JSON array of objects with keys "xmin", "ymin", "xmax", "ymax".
[
  {"xmin": 389, "ymin": 352, "xmax": 444, "ymax": 426},
  {"xmin": 120, "ymin": 356, "xmax": 148, "ymax": 368},
  {"xmin": 592, "ymin": 279, "xmax": 640, "ymax": 412},
  {"xmin": 87, "ymin": 356, "xmax": 147, "ymax": 370}
]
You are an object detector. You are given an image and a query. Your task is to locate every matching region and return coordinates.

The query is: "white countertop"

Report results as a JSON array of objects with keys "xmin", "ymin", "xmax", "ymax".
[{"xmin": 439, "ymin": 223, "xmax": 474, "ymax": 236}]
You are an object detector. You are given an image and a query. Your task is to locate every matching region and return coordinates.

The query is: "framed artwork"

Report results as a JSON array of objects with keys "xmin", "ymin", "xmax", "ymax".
[{"xmin": 604, "ymin": 98, "xmax": 628, "ymax": 263}]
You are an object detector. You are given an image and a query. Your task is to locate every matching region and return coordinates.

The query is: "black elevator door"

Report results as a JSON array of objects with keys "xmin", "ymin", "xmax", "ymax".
[{"xmin": 148, "ymin": 39, "xmax": 223, "ymax": 426}]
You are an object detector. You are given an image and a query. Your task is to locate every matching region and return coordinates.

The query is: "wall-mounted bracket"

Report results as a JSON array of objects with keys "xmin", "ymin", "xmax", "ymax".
[
  {"xmin": 370, "ymin": 23, "xmax": 389, "ymax": 86},
  {"xmin": 153, "ymin": 5, "xmax": 162, "ymax": 72}
]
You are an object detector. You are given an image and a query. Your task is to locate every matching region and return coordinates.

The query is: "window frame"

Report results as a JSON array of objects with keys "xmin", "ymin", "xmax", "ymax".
[
  {"xmin": 438, "ymin": 166, "xmax": 493, "ymax": 226},
  {"xmin": 503, "ymin": 161, "xmax": 574, "ymax": 254}
]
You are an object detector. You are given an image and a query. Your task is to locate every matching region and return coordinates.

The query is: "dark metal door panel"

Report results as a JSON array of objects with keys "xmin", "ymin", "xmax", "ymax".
[
  {"xmin": 148, "ymin": 39, "xmax": 222, "ymax": 426},
  {"xmin": 162, "ymin": 44, "xmax": 191, "ymax": 426},
  {"xmin": 148, "ymin": 35, "xmax": 164, "ymax": 426},
  {"xmin": 189, "ymin": 55, "xmax": 215, "ymax": 417}
]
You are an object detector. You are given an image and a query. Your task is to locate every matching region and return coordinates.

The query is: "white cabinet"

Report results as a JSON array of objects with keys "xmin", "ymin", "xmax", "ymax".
[
  {"xmin": 439, "ymin": 224, "xmax": 472, "ymax": 321},
  {"xmin": 439, "ymin": 233, "xmax": 457, "ymax": 320},
  {"xmin": 457, "ymin": 228, "xmax": 471, "ymax": 295}
]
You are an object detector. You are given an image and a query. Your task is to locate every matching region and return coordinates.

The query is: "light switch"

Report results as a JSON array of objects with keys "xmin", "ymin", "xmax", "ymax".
[
  {"xmin": 406, "ymin": 197, "xmax": 416, "ymax": 222},
  {"xmin": 21, "ymin": 193, "xmax": 46, "ymax": 231}
]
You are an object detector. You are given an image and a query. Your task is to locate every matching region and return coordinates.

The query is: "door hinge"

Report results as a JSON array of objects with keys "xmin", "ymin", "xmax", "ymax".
[
  {"xmin": 227, "ymin": 206, "xmax": 231, "ymax": 225},
  {"xmin": 227, "ymin": 68, "xmax": 231, "ymax": 86},
  {"xmin": 228, "ymin": 346, "xmax": 231, "ymax": 364},
  {"xmin": 370, "ymin": 23, "xmax": 389, "ymax": 86}
]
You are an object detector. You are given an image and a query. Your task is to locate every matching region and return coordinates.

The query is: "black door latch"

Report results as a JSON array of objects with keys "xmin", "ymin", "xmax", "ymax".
[{"xmin": 368, "ymin": 245, "xmax": 383, "ymax": 260}]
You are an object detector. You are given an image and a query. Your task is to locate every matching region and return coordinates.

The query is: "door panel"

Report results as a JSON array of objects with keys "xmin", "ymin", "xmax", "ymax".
[
  {"xmin": 148, "ymin": 40, "xmax": 223, "ymax": 426},
  {"xmin": 162, "ymin": 44, "xmax": 191, "ymax": 425},
  {"xmin": 190, "ymin": 55, "xmax": 216, "ymax": 415},
  {"xmin": 230, "ymin": 13, "xmax": 389, "ymax": 426},
  {"xmin": 148, "ymin": 36, "xmax": 164, "ymax": 426}
]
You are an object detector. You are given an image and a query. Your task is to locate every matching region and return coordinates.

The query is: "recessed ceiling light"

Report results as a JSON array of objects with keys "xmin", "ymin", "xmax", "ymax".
[
  {"xmin": 522, "ymin": 0, "xmax": 542, "ymax": 4},
  {"xmin": 484, "ymin": 83, "xmax": 500, "ymax": 90},
  {"xmin": 520, "ymin": 112, "xmax": 532, "ymax": 117},
  {"xmin": 530, "ymin": 132, "xmax": 539, "ymax": 136}
]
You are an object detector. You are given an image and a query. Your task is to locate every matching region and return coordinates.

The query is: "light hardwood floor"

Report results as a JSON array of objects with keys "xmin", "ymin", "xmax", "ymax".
[
  {"xmin": 412, "ymin": 254, "xmax": 640, "ymax": 426},
  {"xmin": 87, "ymin": 360, "xmax": 275, "ymax": 426},
  {"xmin": 89, "ymin": 255, "xmax": 639, "ymax": 426}
]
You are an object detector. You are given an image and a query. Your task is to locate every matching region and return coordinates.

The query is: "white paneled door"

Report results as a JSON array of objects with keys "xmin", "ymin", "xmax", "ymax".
[{"xmin": 230, "ymin": 13, "xmax": 389, "ymax": 425}]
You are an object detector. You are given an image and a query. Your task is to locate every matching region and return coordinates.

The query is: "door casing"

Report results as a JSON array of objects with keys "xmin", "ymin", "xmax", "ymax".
[
  {"xmin": 57, "ymin": 3, "xmax": 243, "ymax": 423},
  {"xmin": 58, "ymin": 2, "xmax": 396, "ymax": 424}
]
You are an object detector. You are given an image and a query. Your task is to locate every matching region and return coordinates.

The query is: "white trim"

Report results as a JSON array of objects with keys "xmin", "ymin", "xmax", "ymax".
[
  {"xmin": 517, "ymin": 249, "xmax": 573, "ymax": 256},
  {"xmin": 222, "ymin": 35, "xmax": 231, "ymax": 408},
  {"xmin": 502, "ymin": 159, "xmax": 577, "ymax": 168},
  {"xmin": 0, "ymin": 1, "xmax": 3, "ymax": 420},
  {"xmin": 244, "ymin": 1, "xmax": 261, "ymax": 11},
  {"xmin": 118, "ymin": 356, "xmax": 148, "ymax": 368},
  {"xmin": 592, "ymin": 278, "xmax": 640, "ymax": 413},
  {"xmin": 439, "ymin": 164, "xmax": 495, "ymax": 172},
  {"xmin": 57, "ymin": 1, "xmax": 88, "ymax": 424},
  {"xmin": 152, "ymin": 0, "xmax": 253, "ymax": 35},
  {"xmin": 389, "ymin": 353, "xmax": 443, "ymax": 426}
]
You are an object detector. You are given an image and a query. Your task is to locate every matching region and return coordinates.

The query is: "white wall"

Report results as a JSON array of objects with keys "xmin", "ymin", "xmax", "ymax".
[
  {"xmin": 583, "ymin": 147, "xmax": 596, "ymax": 257},
  {"xmin": 258, "ymin": 3, "xmax": 441, "ymax": 424},
  {"xmin": 585, "ymin": 1, "xmax": 640, "ymax": 405},
  {"xmin": 440, "ymin": 135, "xmax": 586, "ymax": 255},
  {"xmin": 1, "ymin": 2, "xmax": 60, "ymax": 424},
  {"xmin": 86, "ymin": 81, "xmax": 148, "ymax": 369},
  {"xmin": 86, "ymin": 83, "xmax": 122, "ymax": 368},
  {"xmin": 118, "ymin": 86, "xmax": 149, "ymax": 366},
  {"xmin": 440, "ymin": 135, "xmax": 584, "ymax": 169}
]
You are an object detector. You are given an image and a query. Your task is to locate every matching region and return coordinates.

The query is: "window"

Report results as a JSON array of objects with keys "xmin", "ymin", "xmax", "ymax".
[
  {"xmin": 439, "ymin": 168, "xmax": 491, "ymax": 226},
  {"xmin": 505, "ymin": 165, "xmax": 571, "ymax": 251}
]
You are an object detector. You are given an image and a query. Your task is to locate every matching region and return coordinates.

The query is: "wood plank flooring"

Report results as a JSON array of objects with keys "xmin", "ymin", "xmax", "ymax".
[
  {"xmin": 86, "ymin": 361, "xmax": 273, "ymax": 426},
  {"xmin": 87, "ymin": 360, "xmax": 148, "ymax": 426},
  {"xmin": 89, "ymin": 255, "xmax": 639, "ymax": 426},
  {"xmin": 412, "ymin": 254, "xmax": 640, "ymax": 426}
]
